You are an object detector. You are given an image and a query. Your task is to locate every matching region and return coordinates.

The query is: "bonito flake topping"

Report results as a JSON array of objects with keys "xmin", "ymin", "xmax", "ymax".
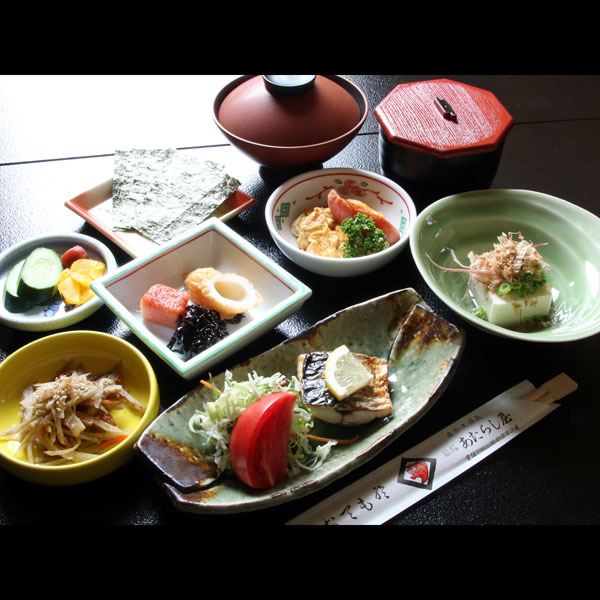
[{"xmin": 468, "ymin": 232, "xmax": 549, "ymax": 291}]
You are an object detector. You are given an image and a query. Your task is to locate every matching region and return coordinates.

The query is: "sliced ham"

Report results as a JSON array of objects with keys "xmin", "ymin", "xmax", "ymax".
[{"xmin": 327, "ymin": 189, "xmax": 400, "ymax": 245}]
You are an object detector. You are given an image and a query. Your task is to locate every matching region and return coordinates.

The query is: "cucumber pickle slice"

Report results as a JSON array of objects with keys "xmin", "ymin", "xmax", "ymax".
[
  {"xmin": 3, "ymin": 258, "xmax": 32, "ymax": 313},
  {"xmin": 16, "ymin": 247, "xmax": 63, "ymax": 304}
]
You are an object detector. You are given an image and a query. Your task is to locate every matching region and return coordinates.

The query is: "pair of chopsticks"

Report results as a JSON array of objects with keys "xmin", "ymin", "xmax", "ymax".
[{"xmin": 524, "ymin": 372, "xmax": 578, "ymax": 404}]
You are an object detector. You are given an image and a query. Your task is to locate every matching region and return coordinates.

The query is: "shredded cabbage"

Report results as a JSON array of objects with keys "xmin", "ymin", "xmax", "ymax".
[{"xmin": 188, "ymin": 370, "xmax": 336, "ymax": 475}]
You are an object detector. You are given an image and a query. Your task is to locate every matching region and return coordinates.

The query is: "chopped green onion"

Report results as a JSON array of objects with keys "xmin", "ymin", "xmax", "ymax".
[
  {"xmin": 474, "ymin": 306, "xmax": 488, "ymax": 320},
  {"xmin": 497, "ymin": 282, "xmax": 511, "ymax": 297}
]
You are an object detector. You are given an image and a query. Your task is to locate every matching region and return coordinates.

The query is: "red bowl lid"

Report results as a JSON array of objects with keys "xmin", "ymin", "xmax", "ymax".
[
  {"xmin": 216, "ymin": 75, "xmax": 364, "ymax": 147},
  {"xmin": 374, "ymin": 79, "xmax": 514, "ymax": 157}
]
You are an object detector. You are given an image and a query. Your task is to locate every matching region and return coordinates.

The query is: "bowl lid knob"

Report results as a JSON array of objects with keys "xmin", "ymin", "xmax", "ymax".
[
  {"xmin": 434, "ymin": 96, "xmax": 458, "ymax": 122},
  {"xmin": 263, "ymin": 75, "xmax": 316, "ymax": 96}
]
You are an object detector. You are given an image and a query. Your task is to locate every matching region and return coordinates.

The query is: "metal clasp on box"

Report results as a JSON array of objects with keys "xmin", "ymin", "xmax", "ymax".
[{"xmin": 434, "ymin": 96, "xmax": 457, "ymax": 121}]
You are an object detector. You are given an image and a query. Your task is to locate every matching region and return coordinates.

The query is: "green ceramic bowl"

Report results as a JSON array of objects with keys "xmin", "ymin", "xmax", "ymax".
[{"xmin": 410, "ymin": 189, "xmax": 600, "ymax": 342}]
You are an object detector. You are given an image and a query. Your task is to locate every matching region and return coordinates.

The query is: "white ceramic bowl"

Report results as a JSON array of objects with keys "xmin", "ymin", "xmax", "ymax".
[
  {"xmin": 265, "ymin": 168, "xmax": 416, "ymax": 277},
  {"xmin": 91, "ymin": 217, "xmax": 312, "ymax": 380},
  {"xmin": 0, "ymin": 232, "xmax": 117, "ymax": 332}
]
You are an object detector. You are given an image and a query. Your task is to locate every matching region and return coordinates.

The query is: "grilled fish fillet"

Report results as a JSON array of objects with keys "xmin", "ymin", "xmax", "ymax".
[{"xmin": 296, "ymin": 351, "xmax": 392, "ymax": 426}]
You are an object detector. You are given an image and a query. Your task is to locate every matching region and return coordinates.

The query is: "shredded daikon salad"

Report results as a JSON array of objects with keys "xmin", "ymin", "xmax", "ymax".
[
  {"xmin": 188, "ymin": 370, "xmax": 337, "ymax": 476},
  {"xmin": 0, "ymin": 364, "xmax": 146, "ymax": 465},
  {"xmin": 428, "ymin": 232, "xmax": 549, "ymax": 297}
]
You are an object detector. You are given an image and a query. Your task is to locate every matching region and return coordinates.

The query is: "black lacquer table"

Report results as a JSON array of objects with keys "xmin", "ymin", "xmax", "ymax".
[{"xmin": 1, "ymin": 75, "xmax": 599, "ymax": 531}]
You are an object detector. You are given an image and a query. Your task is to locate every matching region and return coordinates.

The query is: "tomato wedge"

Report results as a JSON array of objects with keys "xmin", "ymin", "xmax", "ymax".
[{"xmin": 229, "ymin": 391, "xmax": 297, "ymax": 489}]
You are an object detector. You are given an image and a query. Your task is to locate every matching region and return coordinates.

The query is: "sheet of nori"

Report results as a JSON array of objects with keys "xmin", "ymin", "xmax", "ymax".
[{"xmin": 111, "ymin": 148, "xmax": 241, "ymax": 244}]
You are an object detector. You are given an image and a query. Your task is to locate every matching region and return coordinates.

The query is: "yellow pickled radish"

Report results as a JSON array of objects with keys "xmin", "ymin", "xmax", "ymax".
[
  {"xmin": 57, "ymin": 259, "xmax": 106, "ymax": 305},
  {"xmin": 57, "ymin": 274, "xmax": 85, "ymax": 305},
  {"xmin": 78, "ymin": 287, "xmax": 96, "ymax": 304},
  {"xmin": 58, "ymin": 268, "xmax": 71, "ymax": 283},
  {"xmin": 70, "ymin": 259, "xmax": 106, "ymax": 282}
]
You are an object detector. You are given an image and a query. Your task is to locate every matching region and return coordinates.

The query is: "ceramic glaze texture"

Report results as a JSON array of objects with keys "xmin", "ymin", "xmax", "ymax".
[
  {"xmin": 91, "ymin": 218, "xmax": 311, "ymax": 380},
  {"xmin": 135, "ymin": 288, "xmax": 465, "ymax": 513},
  {"xmin": 265, "ymin": 168, "xmax": 416, "ymax": 277},
  {"xmin": 0, "ymin": 232, "xmax": 117, "ymax": 332},
  {"xmin": 410, "ymin": 189, "xmax": 600, "ymax": 342},
  {"xmin": 0, "ymin": 331, "xmax": 160, "ymax": 485},
  {"xmin": 65, "ymin": 179, "xmax": 257, "ymax": 259}
]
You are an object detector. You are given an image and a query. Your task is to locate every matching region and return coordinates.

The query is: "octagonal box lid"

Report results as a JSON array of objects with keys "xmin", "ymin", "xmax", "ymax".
[{"xmin": 374, "ymin": 78, "xmax": 513, "ymax": 157}]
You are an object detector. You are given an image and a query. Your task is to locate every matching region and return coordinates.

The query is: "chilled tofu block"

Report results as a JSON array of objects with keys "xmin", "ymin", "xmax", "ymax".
[{"xmin": 472, "ymin": 281, "xmax": 552, "ymax": 328}]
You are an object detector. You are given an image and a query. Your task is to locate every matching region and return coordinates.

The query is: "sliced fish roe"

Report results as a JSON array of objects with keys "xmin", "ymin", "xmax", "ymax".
[{"xmin": 140, "ymin": 283, "xmax": 189, "ymax": 329}]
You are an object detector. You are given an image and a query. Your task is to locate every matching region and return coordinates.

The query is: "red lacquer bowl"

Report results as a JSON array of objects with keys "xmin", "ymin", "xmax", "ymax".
[{"xmin": 213, "ymin": 75, "xmax": 368, "ymax": 170}]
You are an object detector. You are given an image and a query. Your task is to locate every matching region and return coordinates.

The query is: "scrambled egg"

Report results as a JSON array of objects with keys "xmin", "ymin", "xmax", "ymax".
[{"xmin": 291, "ymin": 207, "xmax": 347, "ymax": 258}]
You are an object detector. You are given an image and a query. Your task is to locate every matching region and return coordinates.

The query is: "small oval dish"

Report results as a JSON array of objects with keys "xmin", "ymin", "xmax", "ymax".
[
  {"xmin": 265, "ymin": 168, "xmax": 417, "ymax": 277},
  {"xmin": 0, "ymin": 232, "xmax": 117, "ymax": 332},
  {"xmin": 410, "ymin": 189, "xmax": 600, "ymax": 342},
  {"xmin": 91, "ymin": 217, "xmax": 312, "ymax": 381},
  {"xmin": 0, "ymin": 330, "xmax": 160, "ymax": 485},
  {"xmin": 135, "ymin": 288, "xmax": 465, "ymax": 514}
]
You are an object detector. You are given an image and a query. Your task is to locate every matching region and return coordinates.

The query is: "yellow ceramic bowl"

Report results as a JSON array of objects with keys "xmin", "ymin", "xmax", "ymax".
[{"xmin": 0, "ymin": 330, "xmax": 159, "ymax": 485}]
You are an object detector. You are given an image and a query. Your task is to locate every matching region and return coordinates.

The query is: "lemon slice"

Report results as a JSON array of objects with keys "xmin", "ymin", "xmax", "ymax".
[{"xmin": 324, "ymin": 345, "xmax": 373, "ymax": 401}]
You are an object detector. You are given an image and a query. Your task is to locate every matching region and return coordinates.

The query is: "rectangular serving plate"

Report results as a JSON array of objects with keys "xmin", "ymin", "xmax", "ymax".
[
  {"xmin": 91, "ymin": 217, "xmax": 312, "ymax": 380},
  {"xmin": 65, "ymin": 178, "xmax": 257, "ymax": 258}
]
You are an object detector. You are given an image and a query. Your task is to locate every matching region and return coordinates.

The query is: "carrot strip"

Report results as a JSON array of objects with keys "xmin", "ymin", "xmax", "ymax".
[
  {"xmin": 200, "ymin": 379, "xmax": 221, "ymax": 394},
  {"xmin": 306, "ymin": 433, "xmax": 359, "ymax": 444},
  {"xmin": 98, "ymin": 434, "xmax": 128, "ymax": 449},
  {"xmin": 101, "ymin": 399, "xmax": 122, "ymax": 409}
]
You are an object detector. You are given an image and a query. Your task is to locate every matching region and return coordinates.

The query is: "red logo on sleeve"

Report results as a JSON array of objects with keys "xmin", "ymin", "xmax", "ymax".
[{"xmin": 398, "ymin": 457, "xmax": 436, "ymax": 490}]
